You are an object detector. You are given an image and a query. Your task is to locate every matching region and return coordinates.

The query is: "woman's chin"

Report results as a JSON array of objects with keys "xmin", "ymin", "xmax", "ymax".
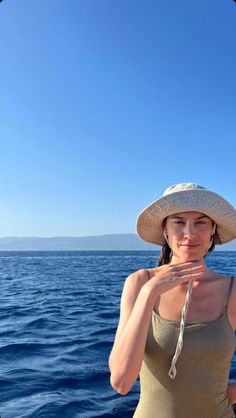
[
  {"xmin": 178, "ymin": 247, "xmax": 206, "ymax": 261},
  {"xmin": 174, "ymin": 252, "xmax": 204, "ymax": 263}
]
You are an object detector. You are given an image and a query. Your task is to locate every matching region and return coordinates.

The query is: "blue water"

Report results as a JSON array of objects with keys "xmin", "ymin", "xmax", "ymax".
[{"xmin": 0, "ymin": 251, "xmax": 235, "ymax": 418}]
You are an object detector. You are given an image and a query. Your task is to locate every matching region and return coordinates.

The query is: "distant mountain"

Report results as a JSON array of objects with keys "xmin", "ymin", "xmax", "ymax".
[
  {"xmin": 0, "ymin": 234, "xmax": 235, "ymax": 251},
  {"xmin": 0, "ymin": 234, "xmax": 155, "ymax": 251}
]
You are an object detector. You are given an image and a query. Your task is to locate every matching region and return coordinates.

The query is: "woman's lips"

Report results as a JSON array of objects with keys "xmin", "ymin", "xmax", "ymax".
[{"xmin": 180, "ymin": 244, "xmax": 200, "ymax": 248}]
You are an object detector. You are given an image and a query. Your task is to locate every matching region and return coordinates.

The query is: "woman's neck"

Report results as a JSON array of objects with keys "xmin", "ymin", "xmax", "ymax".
[{"xmin": 170, "ymin": 255, "xmax": 205, "ymax": 264}]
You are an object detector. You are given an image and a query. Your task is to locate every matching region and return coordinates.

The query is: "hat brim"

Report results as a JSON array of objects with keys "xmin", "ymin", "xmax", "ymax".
[{"xmin": 136, "ymin": 189, "xmax": 236, "ymax": 246}]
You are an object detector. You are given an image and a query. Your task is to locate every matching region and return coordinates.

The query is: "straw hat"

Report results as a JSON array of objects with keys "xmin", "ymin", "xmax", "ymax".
[{"xmin": 136, "ymin": 183, "xmax": 236, "ymax": 246}]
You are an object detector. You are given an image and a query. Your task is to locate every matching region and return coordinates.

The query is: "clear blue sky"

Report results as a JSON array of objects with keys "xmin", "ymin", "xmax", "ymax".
[{"xmin": 0, "ymin": 0, "xmax": 236, "ymax": 237}]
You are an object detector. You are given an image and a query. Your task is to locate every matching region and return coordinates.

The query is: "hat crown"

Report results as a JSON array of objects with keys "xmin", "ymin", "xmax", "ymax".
[{"xmin": 163, "ymin": 183, "xmax": 206, "ymax": 197}]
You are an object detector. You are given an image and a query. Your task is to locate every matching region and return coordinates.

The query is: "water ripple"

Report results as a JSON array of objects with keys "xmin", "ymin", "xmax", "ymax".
[{"xmin": 0, "ymin": 250, "xmax": 235, "ymax": 417}]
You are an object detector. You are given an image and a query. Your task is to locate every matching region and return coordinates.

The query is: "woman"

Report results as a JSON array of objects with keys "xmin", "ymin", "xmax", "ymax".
[{"xmin": 109, "ymin": 183, "xmax": 236, "ymax": 418}]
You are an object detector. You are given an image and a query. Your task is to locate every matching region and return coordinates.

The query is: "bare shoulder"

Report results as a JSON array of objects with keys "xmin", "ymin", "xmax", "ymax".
[
  {"xmin": 123, "ymin": 269, "xmax": 150, "ymax": 298},
  {"xmin": 228, "ymin": 275, "xmax": 236, "ymax": 299},
  {"xmin": 227, "ymin": 276, "xmax": 236, "ymax": 329},
  {"xmin": 229, "ymin": 275, "xmax": 236, "ymax": 298},
  {"xmin": 120, "ymin": 269, "xmax": 150, "ymax": 310},
  {"xmin": 112, "ymin": 269, "xmax": 150, "ymax": 344}
]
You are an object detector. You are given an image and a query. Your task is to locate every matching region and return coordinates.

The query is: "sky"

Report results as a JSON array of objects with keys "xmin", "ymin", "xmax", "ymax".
[{"xmin": 0, "ymin": 0, "xmax": 236, "ymax": 237}]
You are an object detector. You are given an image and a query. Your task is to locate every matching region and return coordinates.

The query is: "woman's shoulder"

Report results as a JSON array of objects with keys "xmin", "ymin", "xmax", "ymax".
[
  {"xmin": 123, "ymin": 269, "xmax": 150, "ymax": 294},
  {"xmin": 126, "ymin": 268, "xmax": 149, "ymax": 285},
  {"xmin": 228, "ymin": 274, "xmax": 236, "ymax": 296},
  {"xmin": 206, "ymin": 268, "xmax": 234, "ymax": 282},
  {"xmin": 225, "ymin": 275, "xmax": 236, "ymax": 330},
  {"xmin": 119, "ymin": 269, "xmax": 151, "ymax": 314}
]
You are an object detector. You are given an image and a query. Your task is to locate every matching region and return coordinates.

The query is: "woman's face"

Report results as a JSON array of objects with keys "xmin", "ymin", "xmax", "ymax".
[{"xmin": 163, "ymin": 211, "xmax": 214, "ymax": 263}]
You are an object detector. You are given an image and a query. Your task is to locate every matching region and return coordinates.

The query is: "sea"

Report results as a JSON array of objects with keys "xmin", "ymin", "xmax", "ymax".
[{"xmin": 0, "ymin": 250, "xmax": 235, "ymax": 418}]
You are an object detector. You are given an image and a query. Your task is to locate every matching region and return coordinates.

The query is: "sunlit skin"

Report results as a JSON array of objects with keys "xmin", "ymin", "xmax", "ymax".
[
  {"xmin": 163, "ymin": 211, "xmax": 214, "ymax": 264},
  {"xmin": 109, "ymin": 211, "xmax": 236, "ymax": 403}
]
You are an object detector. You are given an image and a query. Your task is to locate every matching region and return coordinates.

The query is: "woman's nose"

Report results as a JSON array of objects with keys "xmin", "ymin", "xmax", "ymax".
[{"xmin": 183, "ymin": 223, "xmax": 196, "ymax": 236}]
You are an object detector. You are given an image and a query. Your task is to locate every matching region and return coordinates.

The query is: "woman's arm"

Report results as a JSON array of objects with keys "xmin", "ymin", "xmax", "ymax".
[
  {"xmin": 109, "ymin": 269, "xmax": 156, "ymax": 395},
  {"xmin": 109, "ymin": 261, "xmax": 205, "ymax": 395}
]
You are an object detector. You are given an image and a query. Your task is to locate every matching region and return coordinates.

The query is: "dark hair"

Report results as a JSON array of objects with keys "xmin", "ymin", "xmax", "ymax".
[
  {"xmin": 158, "ymin": 219, "xmax": 217, "ymax": 266},
  {"xmin": 158, "ymin": 242, "xmax": 172, "ymax": 266}
]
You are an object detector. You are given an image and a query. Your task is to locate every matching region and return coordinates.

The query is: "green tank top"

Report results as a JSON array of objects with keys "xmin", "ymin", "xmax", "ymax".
[{"xmin": 133, "ymin": 278, "xmax": 236, "ymax": 418}]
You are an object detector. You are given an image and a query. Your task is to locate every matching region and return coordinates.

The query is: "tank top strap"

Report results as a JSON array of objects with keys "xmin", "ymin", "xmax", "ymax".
[
  {"xmin": 225, "ymin": 276, "xmax": 235, "ymax": 309},
  {"xmin": 146, "ymin": 269, "xmax": 151, "ymax": 281}
]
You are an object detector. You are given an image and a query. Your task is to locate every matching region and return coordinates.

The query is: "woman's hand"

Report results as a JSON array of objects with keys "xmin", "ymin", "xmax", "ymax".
[{"xmin": 145, "ymin": 260, "xmax": 206, "ymax": 295}]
